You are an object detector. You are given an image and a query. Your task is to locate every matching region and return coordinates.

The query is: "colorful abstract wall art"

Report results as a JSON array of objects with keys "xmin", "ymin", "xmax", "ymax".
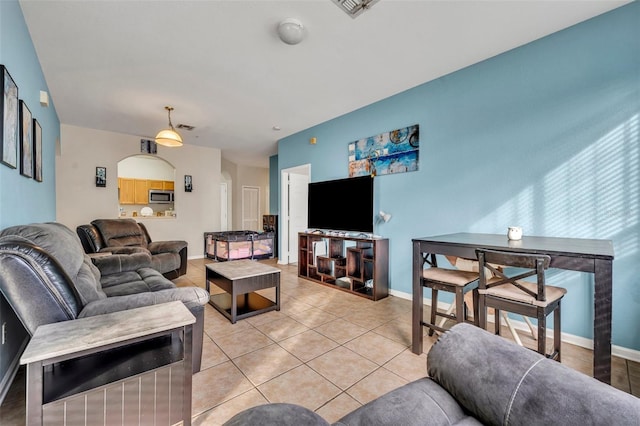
[{"xmin": 348, "ymin": 124, "xmax": 419, "ymax": 177}]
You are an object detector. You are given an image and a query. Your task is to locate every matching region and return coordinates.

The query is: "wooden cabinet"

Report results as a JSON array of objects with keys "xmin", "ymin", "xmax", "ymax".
[
  {"xmin": 147, "ymin": 179, "xmax": 164, "ymax": 190},
  {"xmin": 119, "ymin": 178, "xmax": 174, "ymax": 205},
  {"xmin": 298, "ymin": 232, "xmax": 388, "ymax": 301},
  {"xmin": 118, "ymin": 178, "xmax": 136, "ymax": 204},
  {"xmin": 134, "ymin": 179, "xmax": 148, "ymax": 204}
]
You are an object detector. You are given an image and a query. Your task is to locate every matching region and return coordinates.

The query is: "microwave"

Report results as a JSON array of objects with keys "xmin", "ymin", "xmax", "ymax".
[{"xmin": 148, "ymin": 190, "xmax": 174, "ymax": 204}]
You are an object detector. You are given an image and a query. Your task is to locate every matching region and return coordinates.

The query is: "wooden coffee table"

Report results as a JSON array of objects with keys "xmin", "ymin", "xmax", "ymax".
[{"xmin": 205, "ymin": 260, "xmax": 280, "ymax": 323}]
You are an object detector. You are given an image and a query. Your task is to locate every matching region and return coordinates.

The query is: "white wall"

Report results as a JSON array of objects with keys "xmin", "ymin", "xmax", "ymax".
[
  {"xmin": 119, "ymin": 155, "xmax": 175, "ymax": 180},
  {"xmin": 56, "ymin": 124, "xmax": 222, "ymax": 258}
]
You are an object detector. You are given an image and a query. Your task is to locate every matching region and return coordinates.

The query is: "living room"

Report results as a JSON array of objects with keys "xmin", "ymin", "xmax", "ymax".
[{"xmin": 1, "ymin": 0, "xmax": 639, "ymax": 424}]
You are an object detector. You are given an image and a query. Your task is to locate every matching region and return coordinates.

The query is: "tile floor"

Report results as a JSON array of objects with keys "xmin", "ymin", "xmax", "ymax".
[{"xmin": 1, "ymin": 257, "xmax": 638, "ymax": 425}]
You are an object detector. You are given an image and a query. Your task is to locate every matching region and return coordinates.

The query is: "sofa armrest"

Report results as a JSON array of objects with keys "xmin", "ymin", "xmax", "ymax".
[
  {"xmin": 147, "ymin": 240, "xmax": 187, "ymax": 255},
  {"xmin": 91, "ymin": 252, "xmax": 152, "ymax": 275},
  {"xmin": 99, "ymin": 246, "xmax": 149, "ymax": 255},
  {"xmin": 427, "ymin": 323, "xmax": 640, "ymax": 425}
]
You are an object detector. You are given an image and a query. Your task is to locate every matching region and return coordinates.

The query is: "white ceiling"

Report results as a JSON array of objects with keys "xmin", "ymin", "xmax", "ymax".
[{"xmin": 20, "ymin": 0, "xmax": 628, "ymax": 168}]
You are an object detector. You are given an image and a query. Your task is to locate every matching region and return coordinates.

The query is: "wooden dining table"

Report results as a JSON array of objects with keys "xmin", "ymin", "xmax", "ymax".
[{"xmin": 412, "ymin": 232, "xmax": 615, "ymax": 384}]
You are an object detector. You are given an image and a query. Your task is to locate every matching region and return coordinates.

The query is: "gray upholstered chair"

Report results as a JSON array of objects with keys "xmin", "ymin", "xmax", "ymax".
[
  {"xmin": 476, "ymin": 248, "xmax": 566, "ymax": 360},
  {"xmin": 224, "ymin": 323, "xmax": 640, "ymax": 425}
]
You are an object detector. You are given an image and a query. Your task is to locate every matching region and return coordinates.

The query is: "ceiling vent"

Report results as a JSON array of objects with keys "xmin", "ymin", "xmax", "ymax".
[
  {"xmin": 176, "ymin": 124, "xmax": 195, "ymax": 131},
  {"xmin": 331, "ymin": 0, "xmax": 380, "ymax": 18}
]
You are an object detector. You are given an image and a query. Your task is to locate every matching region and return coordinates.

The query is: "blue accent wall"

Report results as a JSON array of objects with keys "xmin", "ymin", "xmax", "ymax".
[
  {"xmin": 278, "ymin": 4, "xmax": 640, "ymax": 350},
  {"xmin": 0, "ymin": 0, "xmax": 59, "ymax": 228}
]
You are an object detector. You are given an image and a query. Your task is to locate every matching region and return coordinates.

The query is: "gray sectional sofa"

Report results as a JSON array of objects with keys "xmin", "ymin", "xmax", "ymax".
[
  {"xmin": 0, "ymin": 222, "xmax": 209, "ymax": 374},
  {"xmin": 225, "ymin": 323, "xmax": 640, "ymax": 426}
]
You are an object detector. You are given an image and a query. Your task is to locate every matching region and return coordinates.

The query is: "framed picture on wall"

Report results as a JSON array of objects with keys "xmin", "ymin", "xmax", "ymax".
[
  {"xmin": 19, "ymin": 100, "xmax": 33, "ymax": 178},
  {"xmin": 96, "ymin": 166, "xmax": 106, "ymax": 187},
  {"xmin": 184, "ymin": 175, "xmax": 193, "ymax": 192},
  {"xmin": 33, "ymin": 119, "xmax": 42, "ymax": 182},
  {"xmin": 1, "ymin": 65, "xmax": 19, "ymax": 169}
]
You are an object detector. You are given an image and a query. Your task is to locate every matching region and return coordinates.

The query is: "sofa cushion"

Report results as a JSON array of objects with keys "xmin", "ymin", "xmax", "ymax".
[
  {"xmin": 0, "ymin": 223, "xmax": 106, "ymax": 307},
  {"xmin": 92, "ymin": 219, "xmax": 148, "ymax": 248},
  {"xmin": 0, "ymin": 222, "xmax": 86, "ymax": 281},
  {"xmin": 335, "ymin": 378, "xmax": 479, "ymax": 426},
  {"xmin": 427, "ymin": 323, "xmax": 640, "ymax": 426},
  {"xmin": 100, "ymin": 267, "xmax": 177, "ymax": 296},
  {"xmin": 74, "ymin": 256, "xmax": 107, "ymax": 304},
  {"xmin": 224, "ymin": 403, "xmax": 329, "ymax": 426},
  {"xmin": 150, "ymin": 251, "xmax": 181, "ymax": 274},
  {"xmin": 79, "ymin": 286, "xmax": 210, "ymax": 317}
]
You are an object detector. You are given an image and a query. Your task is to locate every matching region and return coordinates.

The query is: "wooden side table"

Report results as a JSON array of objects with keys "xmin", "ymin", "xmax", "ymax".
[{"xmin": 20, "ymin": 302, "xmax": 194, "ymax": 426}]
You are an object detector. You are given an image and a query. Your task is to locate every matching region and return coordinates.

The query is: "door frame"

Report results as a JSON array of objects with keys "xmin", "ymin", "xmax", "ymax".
[{"xmin": 279, "ymin": 164, "xmax": 311, "ymax": 265}]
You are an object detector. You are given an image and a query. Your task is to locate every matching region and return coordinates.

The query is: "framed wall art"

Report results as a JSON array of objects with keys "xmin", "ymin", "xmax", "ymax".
[
  {"xmin": 140, "ymin": 138, "xmax": 157, "ymax": 154},
  {"xmin": 348, "ymin": 124, "xmax": 420, "ymax": 177},
  {"xmin": 1, "ymin": 65, "xmax": 19, "ymax": 168},
  {"xmin": 19, "ymin": 100, "xmax": 33, "ymax": 178},
  {"xmin": 96, "ymin": 166, "xmax": 106, "ymax": 187},
  {"xmin": 184, "ymin": 175, "xmax": 193, "ymax": 192},
  {"xmin": 33, "ymin": 119, "xmax": 42, "ymax": 182}
]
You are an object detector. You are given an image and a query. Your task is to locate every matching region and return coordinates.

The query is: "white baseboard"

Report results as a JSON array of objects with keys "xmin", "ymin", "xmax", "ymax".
[
  {"xmin": 188, "ymin": 254, "xmax": 205, "ymax": 260},
  {"xmin": 388, "ymin": 288, "xmax": 640, "ymax": 363}
]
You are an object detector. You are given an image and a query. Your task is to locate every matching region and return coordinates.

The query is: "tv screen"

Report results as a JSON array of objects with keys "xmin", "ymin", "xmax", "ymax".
[{"xmin": 307, "ymin": 175, "xmax": 374, "ymax": 233}]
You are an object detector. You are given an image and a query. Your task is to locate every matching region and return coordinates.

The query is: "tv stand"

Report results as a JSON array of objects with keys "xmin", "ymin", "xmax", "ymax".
[{"xmin": 298, "ymin": 232, "xmax": 388, "ymax": 301}]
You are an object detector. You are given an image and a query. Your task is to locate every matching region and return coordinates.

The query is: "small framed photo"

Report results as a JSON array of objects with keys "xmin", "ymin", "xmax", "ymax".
[
  {"xmin": 19, "ymin": 100, "xmax": 33, "ymax": 178},
  {"xmin": 1, "ymin": 65, "xmax": 19, "ymax": 169},
  {"xmin": 184, "ymin": 174, "xmax": 193, "ymax": 192},
  {"xmin": 96, "ymin": 166, "xmax": 106, "ymax": 187},
  {"xmin": 140, "ymin": 138, "xmax": 157, "ymax": 154},
  {"xmin": 33, "ymin": 119, "xmax": 42, "ymax": 182}
]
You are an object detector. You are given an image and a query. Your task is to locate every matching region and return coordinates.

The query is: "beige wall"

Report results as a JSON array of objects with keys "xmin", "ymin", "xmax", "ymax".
[
  {"xmin": 56, "ymin": 124, "xmax": 222, "ymax": 258},
  {"xmin": 221, "ymin": 158, "xmax": 269, "ymax": 231}
]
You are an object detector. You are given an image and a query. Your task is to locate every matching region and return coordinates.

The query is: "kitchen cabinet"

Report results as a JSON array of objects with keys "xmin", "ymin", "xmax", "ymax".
[
  {"xmin": 118, "ymin": 178, "xmax": 136, "ymax": 204},
  {"xmin": 119, "ymin": 178, "xmax": 174, "ymax": 205},
  {"xmin": 134, "ymin": 179, "xmax": 148, "ymax": 204}
]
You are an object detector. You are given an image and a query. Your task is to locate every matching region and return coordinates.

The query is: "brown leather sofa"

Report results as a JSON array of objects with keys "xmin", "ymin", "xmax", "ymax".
[{"xmin": 77, "ymin": 219, "xmax": 187, "ymax": 279}]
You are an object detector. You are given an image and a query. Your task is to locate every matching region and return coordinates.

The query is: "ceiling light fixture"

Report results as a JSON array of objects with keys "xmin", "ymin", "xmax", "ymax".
[
  {"xmin": 277, "ymin": 18, "xmax": 305, "ymax": 45},
  {"xmin": 155, "ymin": 106, "xmax": 183, "ymax": 147},
  {"xmin": 331, "ymin": 0, "xmax": 380, "ymax": 18}
]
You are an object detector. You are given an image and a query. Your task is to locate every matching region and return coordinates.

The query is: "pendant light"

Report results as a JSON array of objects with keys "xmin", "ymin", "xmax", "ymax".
[{"xmin": 155, "ymin": 106, "xmax": 183, "ymax": 147}]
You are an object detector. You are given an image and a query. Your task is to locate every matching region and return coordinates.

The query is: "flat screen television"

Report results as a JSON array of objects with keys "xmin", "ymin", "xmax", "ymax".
[{"xmin": 307, "ymin": 175, "xmax": 374, "ymax": 233}]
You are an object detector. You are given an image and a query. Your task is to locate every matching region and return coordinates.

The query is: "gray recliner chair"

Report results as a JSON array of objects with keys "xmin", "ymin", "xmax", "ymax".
[
  {"xmin": 76, "ymin": 219, "xmax": 188, "ymax": 279},
  {"xmin": 0, "ymin": 222, "xmax": 208, "ymax": 374},
  {"xmin": 225, "ymin": 323, "xmax": 640, "ymax": 425}
]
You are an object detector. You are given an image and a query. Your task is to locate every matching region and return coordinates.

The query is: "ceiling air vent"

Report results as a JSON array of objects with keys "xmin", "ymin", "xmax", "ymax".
[
  {"xmin": 176, "ymin": 124, "xmax": 195, "ymax": 131},
  {"xmin": 331, "ymin": 0, "xmax": 380, "ymax": 18}
]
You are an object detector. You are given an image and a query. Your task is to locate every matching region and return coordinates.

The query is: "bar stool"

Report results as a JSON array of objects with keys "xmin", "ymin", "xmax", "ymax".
[
  {"xmin": 420, "ymin": 254, "xmax": 479, "ymax": 335},
  {"xmin": 476, "ymin": 249, "xmax": 567, "ymax": 360}
]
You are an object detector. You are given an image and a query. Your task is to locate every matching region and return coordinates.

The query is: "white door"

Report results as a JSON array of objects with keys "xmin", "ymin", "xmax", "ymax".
[
  {"xmin": 287, "ymin": 173, "xmax": 309, "ymax": 264},
  {"xmin": 242, "ymin": 186, "xmax": 260, "ymax": 231},
  {"xmin": 220, "ymin": 182, "xmax": 228, "ymax": 231}
]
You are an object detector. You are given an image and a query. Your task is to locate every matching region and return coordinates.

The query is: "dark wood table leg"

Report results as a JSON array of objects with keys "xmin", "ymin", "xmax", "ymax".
[
  {"xmin": 231, "ymin": 280, "xmax": 237, "ymax": 324},
  {"xmin": 593, "ymin": 258, "xmax": 612, "ymax": 384},
  {"xmin": 412, "ymin": 241, "xmax": 423, "ymax": 354}
]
